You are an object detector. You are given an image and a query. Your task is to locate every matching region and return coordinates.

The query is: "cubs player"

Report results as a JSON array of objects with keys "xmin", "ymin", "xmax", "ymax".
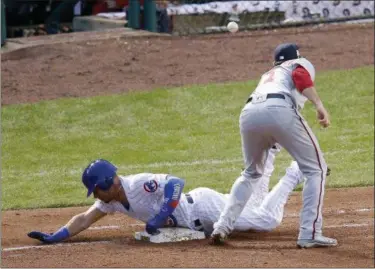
[
  {"xmin": 28, "ymin": 152, "xmax": 312, "ymax": 244},
  {"xmin": 211, "ymin": 43, "xmax": 337, "ymax": 248}
]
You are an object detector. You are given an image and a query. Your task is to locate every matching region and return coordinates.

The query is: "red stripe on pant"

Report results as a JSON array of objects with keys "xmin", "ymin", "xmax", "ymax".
[{"xmin": 298, "ymin": 116, "xmax": 324, "ymax": 240}]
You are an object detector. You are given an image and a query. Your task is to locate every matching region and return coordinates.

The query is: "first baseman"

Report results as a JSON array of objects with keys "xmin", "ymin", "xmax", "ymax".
[
  {"xmin": 28, "ymin": 152, "xmax": 308, "ymax": 244},
  {"xmin": 211, "ymin": 43, "xmax": 337, "ymax": 248}
]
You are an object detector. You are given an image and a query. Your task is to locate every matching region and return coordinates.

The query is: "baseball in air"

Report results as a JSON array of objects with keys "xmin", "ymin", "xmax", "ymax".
[{"xmin": 227, "ymin": 21, "xmax": 239, "ymax": 33}]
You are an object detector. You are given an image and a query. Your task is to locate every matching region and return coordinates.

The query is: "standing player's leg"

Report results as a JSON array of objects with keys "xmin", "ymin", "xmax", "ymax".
[
  {"xmin": 272, "ymin": 109, "xmax": 337, "ymax": 247},
  {"xmin": 212, "ymin": 110, "xmax": 274, "ymax": 240}
]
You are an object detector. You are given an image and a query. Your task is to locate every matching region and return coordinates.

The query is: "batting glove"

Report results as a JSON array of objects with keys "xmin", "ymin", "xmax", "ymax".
[
  {"xmin": 28, "ymin": 227, "xmax": 70, "ymax": 244},
  {"xmin": 146, "ymin": 215, "xmax": 165, "ymax": 235},
  {"xmin": 28, "ymin": 231, "xmax": 55, "ymax": 243}
]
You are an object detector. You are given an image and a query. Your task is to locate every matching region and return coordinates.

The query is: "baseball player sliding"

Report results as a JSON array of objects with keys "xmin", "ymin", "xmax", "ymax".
[
  {"xmin": 211, "ymin": 43, "xmax": 337, "ymax": 248},
  {"xmin": 28, "ymin": 150, "xmax": 310, "ymax": 244}
]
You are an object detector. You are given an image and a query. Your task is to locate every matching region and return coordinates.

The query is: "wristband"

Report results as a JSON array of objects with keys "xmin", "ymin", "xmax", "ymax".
[{"xmin": 49, "ymin": 227, "xmax": 70, "ymax": 243}]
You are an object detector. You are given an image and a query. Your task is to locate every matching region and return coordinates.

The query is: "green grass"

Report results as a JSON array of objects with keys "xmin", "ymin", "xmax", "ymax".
[{"xmin": 2, "ymin": 66, "xmax": 374, "ymax": 210}]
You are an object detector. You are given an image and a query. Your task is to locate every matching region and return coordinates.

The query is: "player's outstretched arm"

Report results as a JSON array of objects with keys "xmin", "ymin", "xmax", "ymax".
[
  {"xmin": 27, "ymin": 206, "xmax": 107, "ymax": 244},
  {"xmin": 145, "ymin": 176, "xmax": 185, "ymax": 235}
]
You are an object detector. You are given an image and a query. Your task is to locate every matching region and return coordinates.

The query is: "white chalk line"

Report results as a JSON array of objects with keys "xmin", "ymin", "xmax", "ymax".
[
  {"xmin": 88, "ymin": 225, "xmax": 119, "ymax": 230},
  {"xmin": 88, "ymin": 224, "xmax": 144, "ymax": 230},
  {"xmin": 2, "ymin": 240, "xmax": 111, "ymax": 252},
  {"xmin": 129, "ymin": 223, "xmax": 145, "ymax": 227},
  {"xmin": 357, "ymin": 208, "xmax": 373, "ymax": 212},
  {"xmin": 3, "ymin": 148, "xmax": 369, "ymax": 178},
  {"xmin": 325, "ymin": 223, "xmax": 371, "ymax": 228}
]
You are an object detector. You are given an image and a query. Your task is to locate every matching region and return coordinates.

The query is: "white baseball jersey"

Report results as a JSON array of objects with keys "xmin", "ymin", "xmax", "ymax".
[
  {"xmin": 92, "ymin": 173, "xmax": 276, "ymax": 234},
  {"xmin": 252, "ymin": 58, "xmax": 315, "ymax": 110},
  {"xmin": 92, "ymin": 173, "xmax": 194, "ymax": 229},
  {"xmin": 90, "ymin": 146, "xmax": 305, "ymax": 234}
]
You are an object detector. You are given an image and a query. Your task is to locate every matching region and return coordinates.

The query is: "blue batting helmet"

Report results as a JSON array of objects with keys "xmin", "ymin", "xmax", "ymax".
[
  {"xmin": 274, "ymin": 43, "xmax": 300, "ymax": 63},
  {"xmin": 82, "ymin": 159, "xmax": 117, "ymax": 197}
]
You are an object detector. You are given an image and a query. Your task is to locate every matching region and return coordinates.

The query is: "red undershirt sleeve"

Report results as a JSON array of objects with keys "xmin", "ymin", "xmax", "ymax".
[{"xmin": 292, "ymin": 66, "xmax": 314, "ymax": 93}]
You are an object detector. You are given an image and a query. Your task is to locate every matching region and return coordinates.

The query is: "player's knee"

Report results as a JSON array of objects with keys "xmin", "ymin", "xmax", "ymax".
[
  {"xmin": 266, "ymin": 217, "xmax": 282, "ymax": 231},
  {"xmin": 255, "ymin": 209, "xmax": 282, "ymax": 231},
  {"xmin": 274, "ymin": 216, "xmax": 282, "ymax": 227},
  {"xmin": 256, "ymin": 220, "xmax": 279, "ymax": 232}
]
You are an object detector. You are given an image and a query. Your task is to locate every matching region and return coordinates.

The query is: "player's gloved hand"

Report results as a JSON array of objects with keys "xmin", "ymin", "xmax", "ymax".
[
  {"xmin": 145, "ymin": 224, "xmax": 159, "ymax": 235},
  {"xmin": 28, "ymin": 231, "xmax": 55, "ymax": 243},
  {"xmin": 28, "ymin": 227, "xmax": 70, "ymax": 244},
  {"xmin": 146, "ymin": 214, "xmax": 165, "ymax": 235}
]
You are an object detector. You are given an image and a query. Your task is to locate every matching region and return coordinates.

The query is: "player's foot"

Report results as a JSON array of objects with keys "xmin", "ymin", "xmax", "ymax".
[
  {"xmin": 209, "ymin": 230, "xmax": 227, "ymax": 245},
  {"xmin": 297, "ymin": 235, "xmax": 338, "ymax": 248}
]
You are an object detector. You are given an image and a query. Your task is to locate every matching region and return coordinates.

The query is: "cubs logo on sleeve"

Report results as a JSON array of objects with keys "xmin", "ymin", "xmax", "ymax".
[{"xmin": 144, "ymin": 180, "xmax": 158, "ymax": 193}]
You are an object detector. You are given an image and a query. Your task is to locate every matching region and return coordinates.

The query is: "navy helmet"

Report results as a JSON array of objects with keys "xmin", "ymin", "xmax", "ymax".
[
  {"xmin": 82, "ymin": 159, "xmax": 117, "ymax": 197},
  {"xmin": 274, "ymin": 43, "xmax": 301, "ymax": 64}
]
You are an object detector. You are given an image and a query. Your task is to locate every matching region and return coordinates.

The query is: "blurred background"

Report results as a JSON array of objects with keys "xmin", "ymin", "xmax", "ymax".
[{"xmin": 1, "ymin": 0, "xmax": 374, "ymax": 43}]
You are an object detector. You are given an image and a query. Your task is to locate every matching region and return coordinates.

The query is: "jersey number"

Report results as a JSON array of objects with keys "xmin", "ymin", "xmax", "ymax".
[{"xmin": 262, "ymin": 70, "xmax": 275, "ymax": 84}]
